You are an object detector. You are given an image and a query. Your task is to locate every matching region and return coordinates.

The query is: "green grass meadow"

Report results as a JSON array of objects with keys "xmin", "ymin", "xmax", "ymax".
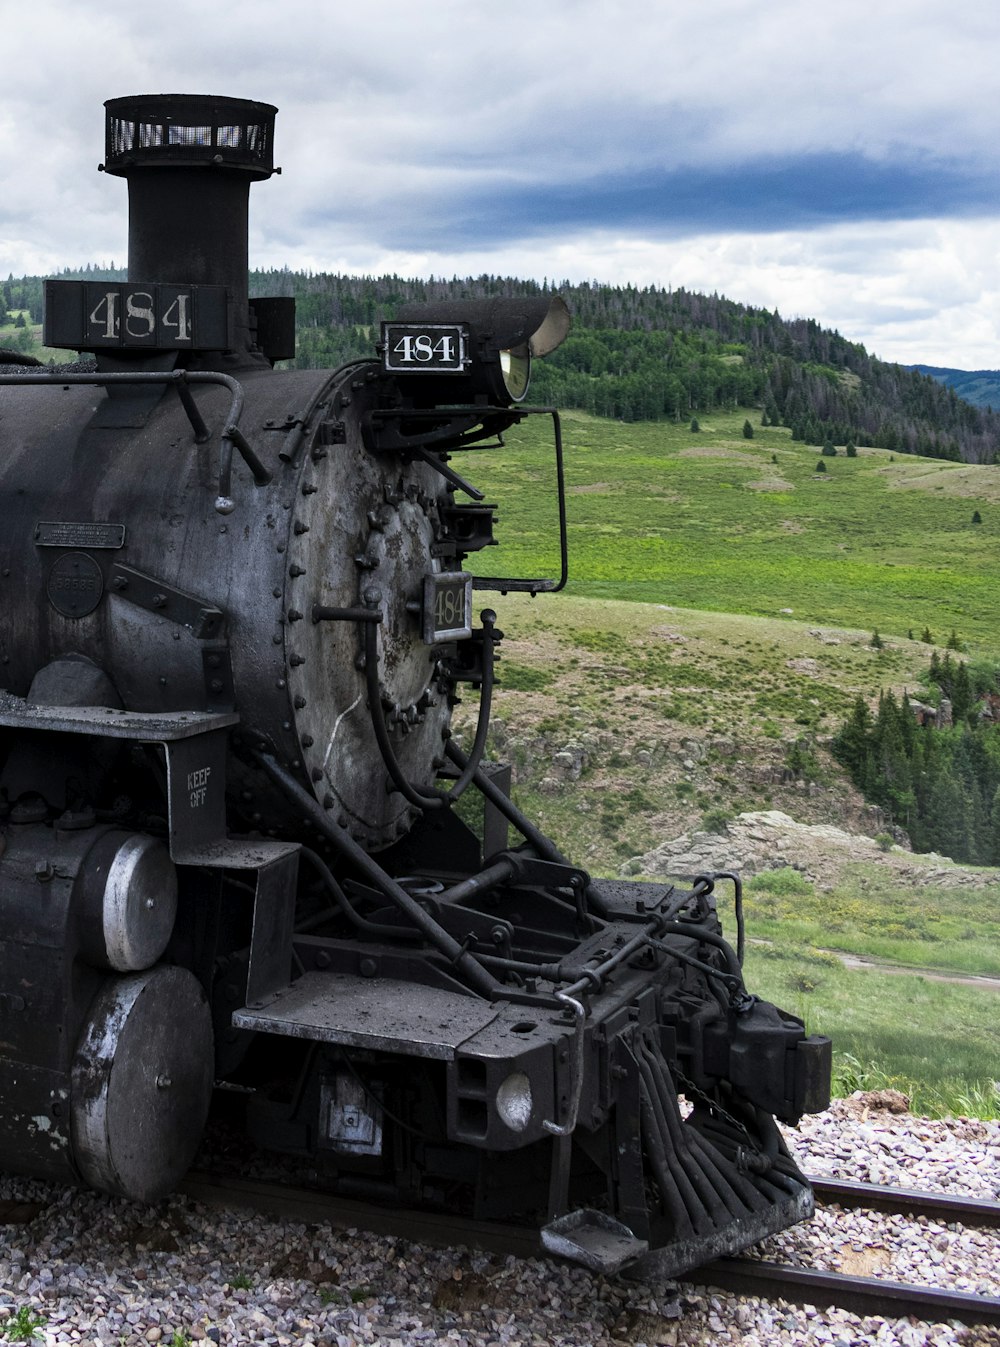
[
  {"xmin": 472, "ymin": 409, "xmax": 1000, "ymax": 648},
  {"xmin": 463, "ymin": 409, "xmax": 1000, "ymax": 1117},
  {"xmin": 742, "ymin": 870, "xmax": 1000, "ymax": 1118}
]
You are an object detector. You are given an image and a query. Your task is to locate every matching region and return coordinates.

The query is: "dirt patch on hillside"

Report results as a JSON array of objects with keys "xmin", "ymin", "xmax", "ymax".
[
  {"xmin": 746, "ymin": 476, "xmax": 793, "ymax": 491},
  {"xmin": 879, "ymin": 462, "xmax": 1000, "ymax": 502}
]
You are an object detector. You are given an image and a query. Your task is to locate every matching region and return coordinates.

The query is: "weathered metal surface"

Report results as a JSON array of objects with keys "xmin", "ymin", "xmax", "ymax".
[
  {"xmin": 94, "ymin": 833, "xmax": 177, "ymax": 972},
  {"xmin": 70, "ymin": 966, "xmax": 214, "ymax": 1202},
  {"xmin": 234, "ymin": 971, "xmax": 501, "ymax": 1058}
]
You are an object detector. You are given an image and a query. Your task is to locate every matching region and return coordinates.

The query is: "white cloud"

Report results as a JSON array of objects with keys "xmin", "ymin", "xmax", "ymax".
[
  {"xmin": 2, "ymin": 2, "xmax": 999, "ymax": 369},
  {"xmin": 314, "ymin": 218, "xmax": 1000, "ymax": 369}
]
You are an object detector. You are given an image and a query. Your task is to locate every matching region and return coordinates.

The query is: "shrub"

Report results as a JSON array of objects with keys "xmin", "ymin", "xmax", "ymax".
[
  {"xmin": 700, "ymin": 806, "xmax": 733, "ymax": 834},
  {"xmin": 822, "ymin": 440, "xmax": 837, "ymax": 456},
  {"xmin": 972, "ymin": 509, "xmax": 982, "ymax": 524},
  {"xmin": 742, "ymin": 419, "xmax": 754, "ymax": 440},
  {"xmin": 815, "ymin": 460, "xmax": 826, "ymax": 473},
  {"xmin": 786, "ymin": 735, "xmax": 820, "ymax": 779},
  {"xmin": 846, "ymin": 441, "xmax": 857, "ymax": 457},
  {"xmin": 689, "ymin": 417, "xmax": 700, "ymax": 432},
  {"xmin": 746, "ymin": 866, "xmax": 814, "ymax": 897}
]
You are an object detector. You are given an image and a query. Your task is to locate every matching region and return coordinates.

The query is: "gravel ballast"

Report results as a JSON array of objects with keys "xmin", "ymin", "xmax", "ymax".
[{"xmin": 1, "ymin": 1097, "xmax": 997, "ymax": 1346}]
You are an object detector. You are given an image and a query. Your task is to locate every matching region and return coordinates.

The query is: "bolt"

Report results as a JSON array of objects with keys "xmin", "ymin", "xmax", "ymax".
[
  {"xmin": 112, "ymin": 575, "xmax": 129, "ymax": 591},
  {"xmin": 156, "ymin": 1074, "xmax": 172, "ymax": 1090},
  {"xmin": 151, "ymin": 593, "xmax": 167, "ymax": 609},
  {"xmin": 359, "ymin": 958, "xmax": 377, "ymax": 978},
  {"xmin": 34, "ymin": 860, "xmax": 54, "ymax": 882}
]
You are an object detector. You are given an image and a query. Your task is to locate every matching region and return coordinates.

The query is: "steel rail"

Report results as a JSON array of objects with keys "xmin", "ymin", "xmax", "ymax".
[
  {"xmin": 686, "ymin": 1258, "xmax": 1000, "ymax": 1328},
  {"xmin": 177, "ymin": 1171, "xmax": 1000, "ymax": 1327},
  {"xmin": 808, "ymin": 1175, "xmax": 1000, "ymax": 1228}
]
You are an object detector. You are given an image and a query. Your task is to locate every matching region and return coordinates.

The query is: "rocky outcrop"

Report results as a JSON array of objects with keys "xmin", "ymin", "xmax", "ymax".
[{"xmin": 624, "ymin": 809, "xmax": 999, "ymax": 890}]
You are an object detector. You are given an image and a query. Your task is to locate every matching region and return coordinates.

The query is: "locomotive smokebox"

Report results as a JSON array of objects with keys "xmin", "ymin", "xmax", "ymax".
[{"xmin": 102, "ymin": 94, "xmax": 278, "ymax": 361}]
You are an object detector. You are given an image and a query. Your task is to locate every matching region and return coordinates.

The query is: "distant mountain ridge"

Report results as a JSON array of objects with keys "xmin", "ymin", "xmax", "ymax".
[{"xmin": 910, "ymin": 364, "xmax": 1000, "ymax": 412}]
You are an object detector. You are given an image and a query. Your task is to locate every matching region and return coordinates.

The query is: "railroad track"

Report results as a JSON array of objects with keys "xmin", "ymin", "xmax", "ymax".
[{"xmin": 179, "ymin": 1171, "xmax": 1000, "ymax": 1327}]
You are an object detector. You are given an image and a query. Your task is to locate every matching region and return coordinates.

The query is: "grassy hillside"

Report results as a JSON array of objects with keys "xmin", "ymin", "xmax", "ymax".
[{"xmin": 471, "ymin": 408, "xmax": 1000, "ymax": 647}]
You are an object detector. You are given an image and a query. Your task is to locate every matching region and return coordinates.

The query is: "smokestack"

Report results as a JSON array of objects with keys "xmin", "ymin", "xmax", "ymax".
[{"xmin": 102, "ymin": 94, "xmax": 277, "ymax": 363}]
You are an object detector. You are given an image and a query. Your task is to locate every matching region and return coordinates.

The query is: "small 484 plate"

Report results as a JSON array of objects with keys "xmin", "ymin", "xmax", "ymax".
[{"xmin": 423, "ymin": 571, "xmax": 472, "ymax": 644}]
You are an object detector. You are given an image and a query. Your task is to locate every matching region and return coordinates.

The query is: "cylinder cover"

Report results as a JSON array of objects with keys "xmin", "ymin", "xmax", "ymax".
[{"xmin": 71, "ymin": 966, "xmax": 214, "ymax": 1201}]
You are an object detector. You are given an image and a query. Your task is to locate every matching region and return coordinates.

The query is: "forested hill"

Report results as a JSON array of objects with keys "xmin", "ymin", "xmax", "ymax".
[{"xmin": 5, "ymin": 268, "xmax": 999, "ymax": 464}]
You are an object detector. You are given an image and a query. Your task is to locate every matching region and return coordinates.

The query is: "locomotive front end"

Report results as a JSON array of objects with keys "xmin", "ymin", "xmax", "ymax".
[{"xmin": 0, "ymin": 93, "xmax": 830, "ymax": 1276}]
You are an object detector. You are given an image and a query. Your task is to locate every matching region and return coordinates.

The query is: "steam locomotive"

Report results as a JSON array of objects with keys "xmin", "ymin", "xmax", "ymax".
[{"xmin": 0, "ymin": 94, "xmax": 830, "ymax": 1276}]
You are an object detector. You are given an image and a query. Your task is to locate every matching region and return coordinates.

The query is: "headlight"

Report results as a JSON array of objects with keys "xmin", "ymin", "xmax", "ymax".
[
  {"xmin": 495, "ymin": 1071, "xmax": 533, "ymax": 1132},
  {"xmin": 383, "ymin": 296, "xmax": 570, "ymax": 408},
  {"xmin": 499, "ymin": 344, "xmax": 531, "ymax": 402}
]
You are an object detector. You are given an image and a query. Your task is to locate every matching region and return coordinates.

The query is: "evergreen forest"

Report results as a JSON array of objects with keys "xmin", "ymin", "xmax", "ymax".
[
  {"xmin": 4, "ymin": 267, "xmax": 1000, "ymax": 465},
  {"xmin": 832, "ymin": 657, "xmax": 1000, "ymax": 865}
]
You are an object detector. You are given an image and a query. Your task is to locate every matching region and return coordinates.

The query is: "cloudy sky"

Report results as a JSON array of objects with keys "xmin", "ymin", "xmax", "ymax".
[{"xmin": 3, "ymin": 0, "xmax": 999, "ymax": 368}]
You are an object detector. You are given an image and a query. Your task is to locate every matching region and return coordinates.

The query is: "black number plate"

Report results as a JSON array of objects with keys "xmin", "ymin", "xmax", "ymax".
[
  {"xmin": 44, "ymin": 280, "xmax": 230, "ymax": 351},
  {"xmin": 423, "ymin": 572, "xmax": 472, "ymax": 643},
  {"xmin": 383, "ymin": 322, "xmax": 468, "ymax": 374}
]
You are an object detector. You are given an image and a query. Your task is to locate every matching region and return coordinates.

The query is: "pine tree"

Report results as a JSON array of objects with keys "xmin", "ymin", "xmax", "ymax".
[
  {"xmin": 831, "ymin": 696, "xmax": 873, "ymax": 780},
  {"xmin": 990, "ymin": 785, "xmax": 1000, "ymax": 864},
  {"xmin": 846, "ymin": 441, "xmax": 857, "ymax": 457},
  {"xmin": 952, "ymin": 661, "xmax": 973, "ymax": 722},
  {"xmin": 743, "ymin": 419, "xmax": 754, "ymax": 439},
  {"xmin": 690, "ymin": 417, "xmax": 700, "ymax": 433},
  {"xmin": 815, "ymin": 460, "xmax": 826, "ymax": 473}
]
